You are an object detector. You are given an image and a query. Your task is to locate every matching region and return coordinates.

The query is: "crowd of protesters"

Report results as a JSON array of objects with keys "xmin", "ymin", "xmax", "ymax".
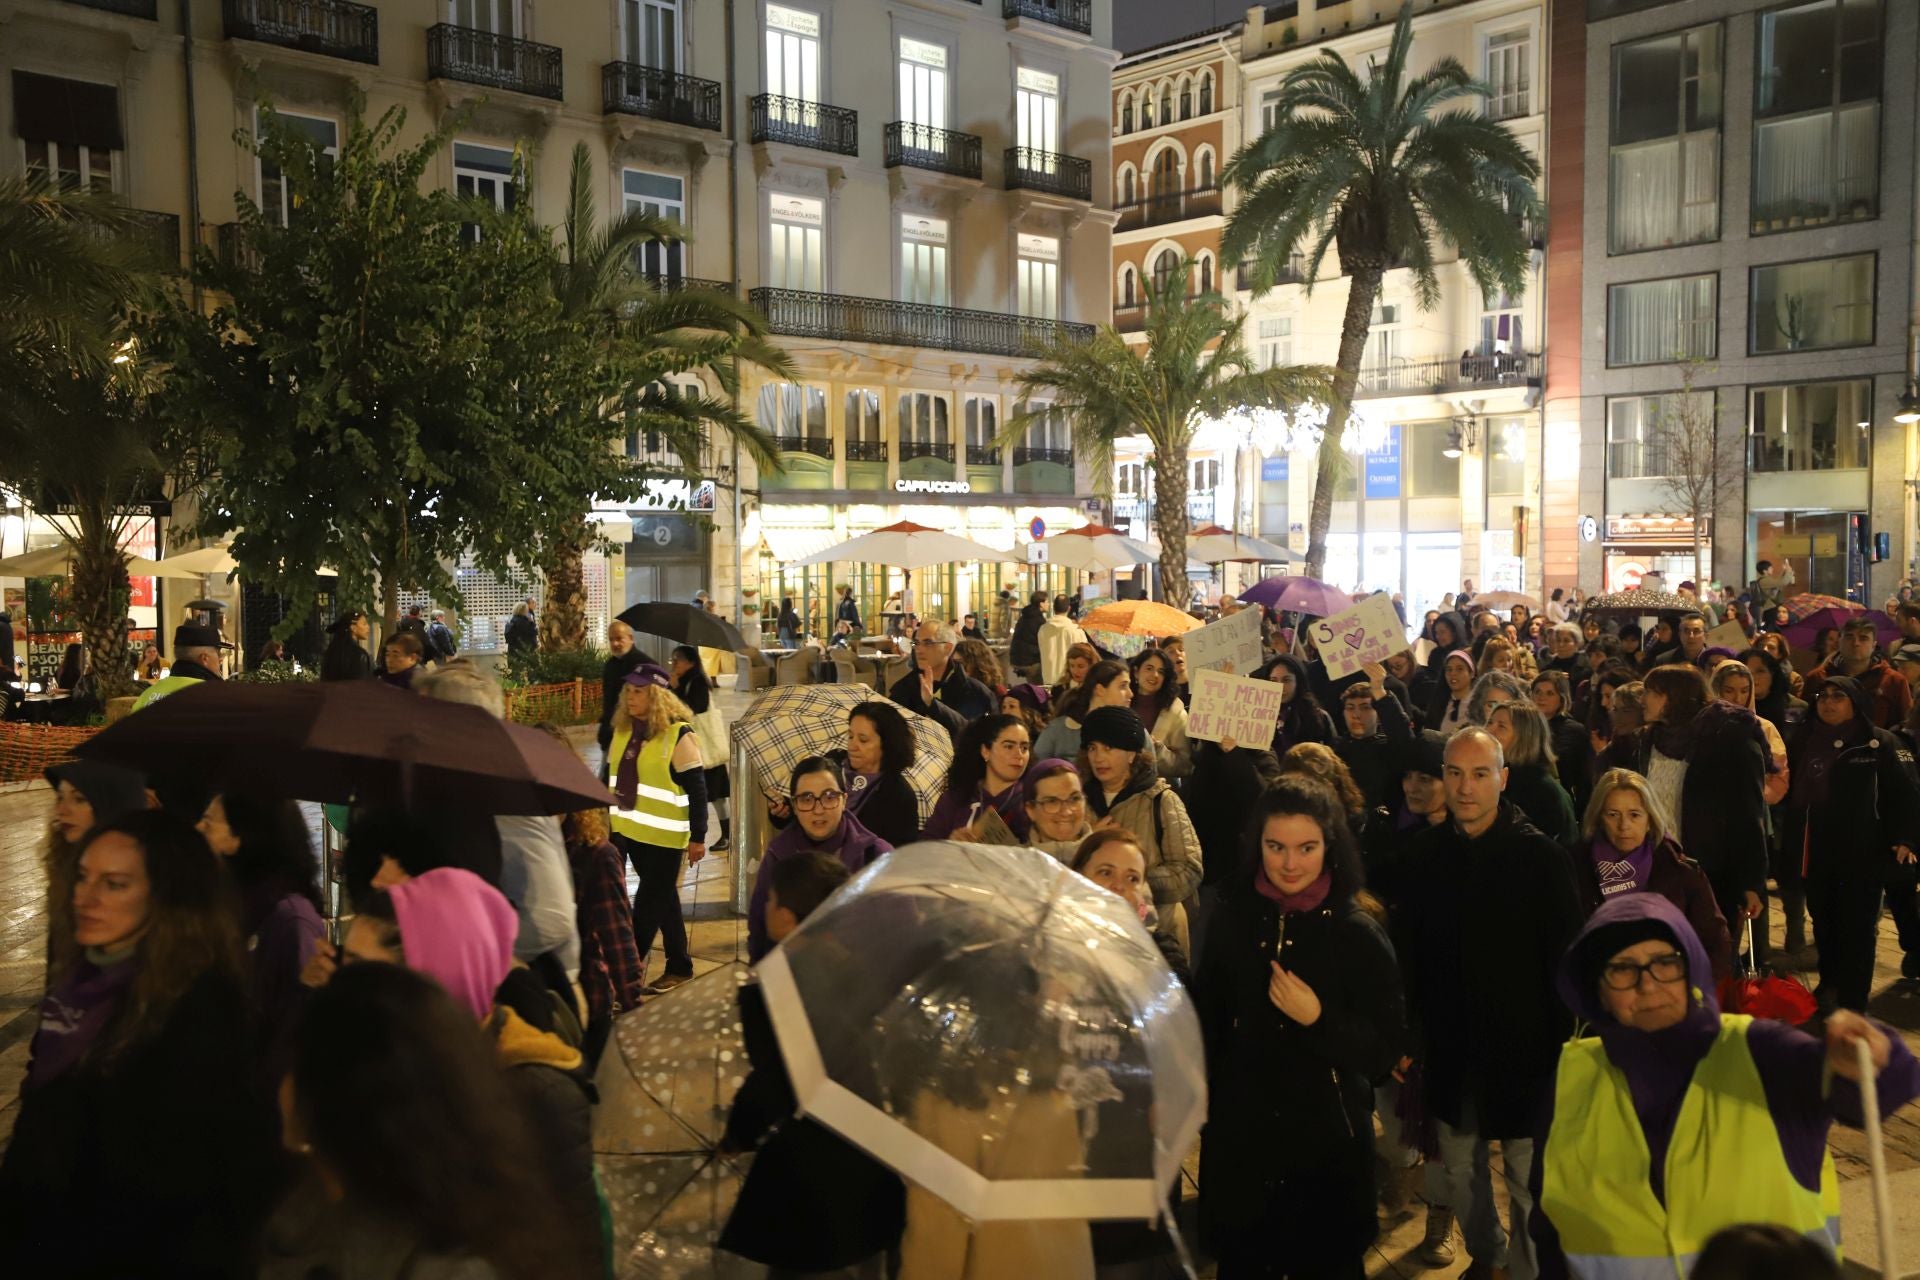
[{"xmin": 8, "ymin": 580, "xmax": 1920, "ymax": 1280}]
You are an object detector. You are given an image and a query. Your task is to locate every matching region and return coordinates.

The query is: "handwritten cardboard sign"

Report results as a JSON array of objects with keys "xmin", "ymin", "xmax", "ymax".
[
  {"xmin": 1187, "ymin": 668, "xmax": 1286, "ymax": 746},
  {"xmin": 1183, "ymin": 605, "xmax": 1264, "ymax": 675},
  {"xmin": 1704, "ymin": 619, "xmax": 1750, "ymax": 653},
  {"xmin": 1306, "ymin": 592, "xmax": 1409, "ymax": 682}
]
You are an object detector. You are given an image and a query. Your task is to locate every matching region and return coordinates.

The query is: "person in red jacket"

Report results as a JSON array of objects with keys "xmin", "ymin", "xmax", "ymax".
[{"xmin": 1801, "ymin": 614, "xmax": 1913, "ymax": 732}]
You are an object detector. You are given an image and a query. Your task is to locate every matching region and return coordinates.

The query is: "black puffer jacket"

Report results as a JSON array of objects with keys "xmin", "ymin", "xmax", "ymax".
[{"xmin": 1784, "ymin": 676, "xmax": 1920, "ymax": 885}]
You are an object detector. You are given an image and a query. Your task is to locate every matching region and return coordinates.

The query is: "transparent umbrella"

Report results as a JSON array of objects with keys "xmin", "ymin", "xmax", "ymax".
[{"xmin": 757, "ymin": 842, "xmax": 1205, "ymax": 1228}]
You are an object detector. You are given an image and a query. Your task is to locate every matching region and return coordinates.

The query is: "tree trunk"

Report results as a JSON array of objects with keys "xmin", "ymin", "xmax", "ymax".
[
  {"xmin": 1306, "ymin": 267, "xmax": 1384, "ymax": 583},
  {"xmin": 540, "ymin": 514, "xmax": 590, "ymax": 651},
  {"xmin": 1153, "ymin": 445, "xmax": 1191, "ymax": 607},
  {"xmin": 69, "ymin": 515, "xmax": 134, "ymax": 702}
]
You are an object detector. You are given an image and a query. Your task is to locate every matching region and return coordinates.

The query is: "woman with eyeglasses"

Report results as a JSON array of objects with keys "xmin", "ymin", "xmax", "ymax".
[
  {"xmin": 1531, "ymin": 894, "xmax": 1920, "ymax": 1280},
  {"xmin": 922, "ymin": 714, "xmax": 1035, "ymax": 843},
  {"xmin": 1020, "ymin": 758, "xmax": 1092, "ymax": 861},
  {"xmin": 748, "ymin": 756, "xmax": 890, "ymax": 962}
]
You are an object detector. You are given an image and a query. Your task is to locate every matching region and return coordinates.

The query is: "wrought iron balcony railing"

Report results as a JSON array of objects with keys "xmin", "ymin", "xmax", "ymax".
[
  {"xmin": 1236, "ymin": 256, "xmax": 1309, "ymax": 292},
  {"xmin": 1114, "ymin": 304, "xmax": 1147, "ymax": 334},
  {"xmin": 748, "ymin": 287, "xmax": 1094, "ymax": 359},
  {"xmin": 427, "ymin": 24, "xmax": 561, "ymax": 101},
  {"xmin": 222, "ymin": 0, "xmax": 378, "ymax": 64},
  {"xmin": 642, "ymin": 271, "xmax": 734, "ymax": 295},
  {"xmin": 1115, "ymin": 185, "xmax": 1221, "ymax": 230},
  {"xmin": 884, "ymin": 122, "xmax": 983, "ymax": 180},
  {"xmin": 1014, "ymin": 447, "xmax": 1074, "ymax": 467},
  {"xmin": 900, "ymin": 441, "xmax": 956, "ymax": 463},
  {"xmin": 845, "ymin": 440, "xmax": 888, "ymax": 462},
  {"xmin": 1004, "ymin": 147, "xmax": 1091, "ymax": 201},
  {"xmin": 966, "ymin": 445, "xmax": 1003, "ymax": 466},
  {"xmin": 602, "ymin": 63, "xmax": 722, "ymax": 131},
  {"xmin": 1004, "ymin": 0, "xmax": 1092, "ymax": 35},
  {"xmin": 1353, "ymin": 351, "xmax": 1542, "ymax": 399},
  {"xmin": 62, "ymin": 0, "xmax": 156, "ymax": 17},
  {"xmin": 773, "ymin": 434, "xmax": 834, "ymax": 459},
  {"xmin": 749, "ymin": 94, "xmax": 858, "ymax": 156},
  {"xmin": 125, "ymin": 209, "xmax": 181, "ymax": 272}
]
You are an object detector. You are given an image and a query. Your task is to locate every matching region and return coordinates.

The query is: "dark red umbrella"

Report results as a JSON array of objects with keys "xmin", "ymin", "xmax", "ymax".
[
  {"xmin": 1718, "ymin": 921, "xmax": 1817, "ymax": 1026},
  {"xmin": 74, "ymin": 679, "xmax": 615, "ymax": 814}
]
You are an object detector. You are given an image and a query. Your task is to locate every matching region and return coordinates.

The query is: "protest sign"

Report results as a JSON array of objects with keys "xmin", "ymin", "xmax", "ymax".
[
  {"xmin": 1186, "ymin": 668, "xmax": 1286, "ymax": 746},
  {"xmin": 1704, "ymin": 619, "xmax": 1749, "ymax": 653},
  {"xmin": 1183, "ymin": 605, "xmax": 1264, "ymax": 674},
  {"xmin": 1305, "ymin": 592, "xmax": 1408, "ymax": 682}
]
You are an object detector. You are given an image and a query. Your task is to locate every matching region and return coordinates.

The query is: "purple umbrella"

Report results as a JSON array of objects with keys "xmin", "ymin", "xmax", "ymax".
[
  {"xmin": 1782, "ymin": 608, "xmax": 1898, "ymax": 651},
  {"xmin": 1239, "ymin": 575, "xmax": 1357, "ymax": 618}
]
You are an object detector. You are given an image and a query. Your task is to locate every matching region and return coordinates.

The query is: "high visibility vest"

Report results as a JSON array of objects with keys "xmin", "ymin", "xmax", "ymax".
[
  {"xmin": 607, "ymin": 722, "xmax": 691, "ymax": 849},
  {"xmin": 131, "ymin": 675, "xmax": 204, "ymax": 711},
  {"xmin": 1540, "ymin": 1013, "xmax": 1841, "ymax": 1280}
]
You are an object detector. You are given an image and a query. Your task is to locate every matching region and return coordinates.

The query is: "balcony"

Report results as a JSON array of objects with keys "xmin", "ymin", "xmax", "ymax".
[
  {"xmin": 845, "ymin": 440, "xmax": 888, "ymax": 462},
  {"xmin": 427, "ymin": 24, "xmax": 561, "ymax": 102},
  {"xmin": 1236, "ymin": 256, "xmax": 1309, "ymax": 292},
  {"xmin": 222, "ymin": 0, "xmax": 378, "ymax": 65},
  {"xmin": 1004, "ymin": 0, "xmax": 1092, "ymax": 36},
  {"xmin": 772, "ymin": 434, "xmax": 834, "ymax": 460},
  {"xmin": 749, "ymin": 288, "xmax": 1094, "ymax": 359},
  {"xmin": 901, "ymin": 441, "xmax": 956, "ymax": 463},
  {"xmin": 602, "ymin": 63, "xmax": 722, "ymax": 132},
  {"xmin": 61, "ymin": 0, "xmax": 156, "ymax": 16},
  {"xmin": 884, "ymin": 122, "xmax": 982, "ymax": 181},
  {"xmin": 643, "ymin": 271, "xmax": 734, "ymax": 295},
  {"xmin": 1005, "ymin": 147, "xmax": 1091, "ymax": 202},
  {"xmin": 1353, "ymin": 351, "xmax": 1542, "ymax": 400},
  {"xmin": 125, "ymin": 209, "xmax": 181, "ymax": 272},
  {"xmin": 1014, "ymin": 447, "xmax": 1073, "ymax": 467},
  {"xmin": 1116, "ymin": 186, "xmax": 1220, "ymax": 231},
  {"xmin": 1114, "ymin": 304, "xmax": 1146, "ymax": 334},
  {"xmin": 750, "ymin": 95, "xmax": 858, "ymax": 156},
  {"xmin": 966, "ymin": 445, "xmax": 1003, "ymax": 466}
]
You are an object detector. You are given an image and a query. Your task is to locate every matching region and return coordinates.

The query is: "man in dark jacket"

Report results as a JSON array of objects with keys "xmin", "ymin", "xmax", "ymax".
[
  {"xmin": 1801, "ymin": 614, "xmax": 1915, "ymax": 732},
  {"xmin": 1785, "ymin": 676, "xmax": 1920, "ymax": 1011},
  {"xmin": 1335, "ymin": 662, "xmax": 1414, "ymax": 811},
  {"xmin": 426, "ymin": 610, "xmax": 458, "ymax": 663},
  {"xmin": 888, "ymin": 620, "xmax": 995, "ymax": 742},
  {"xmin": 596, "ymin": 621, "xmax": 653, "ymax": 753},
  {"xmin": 1008, "ymin": 590, "xmax": 1047, "ymax": 677},
  {"xmin": 1395, "ymin": 727, "xmax": 1584, "ymax": 1280}
]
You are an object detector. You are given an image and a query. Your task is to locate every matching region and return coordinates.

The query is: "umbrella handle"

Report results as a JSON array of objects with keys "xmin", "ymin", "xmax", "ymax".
[{"xmin": 1857, "ymin": 1037, "xmax": 1898, "ymax": 1280}]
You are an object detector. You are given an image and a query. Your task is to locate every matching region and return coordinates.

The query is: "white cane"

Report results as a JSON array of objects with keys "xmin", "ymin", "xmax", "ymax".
[{"xmin": 1856, "ymin": 1037, "xmax": 1900, "ymax": 1279}]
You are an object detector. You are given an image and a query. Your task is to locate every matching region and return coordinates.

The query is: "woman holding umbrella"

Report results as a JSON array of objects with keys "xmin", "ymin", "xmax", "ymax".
[
  {"xmin": 1195, "ymin": 777, "xmax": 1404, "ymax": 1280},
  {"xmin": 922, "ymin": 714, "xmax": 1034, "ymax": 843},
  {"xmin": 749, "ymin": 756, "xmax": 890, "ymax": 963},
  {"xmin": 671, "ymin": 646, "xmax": 733, "ymax": 853},
  {"xmin": 606, "ymin": 664, "xmax": 707, "ymax": 995}
]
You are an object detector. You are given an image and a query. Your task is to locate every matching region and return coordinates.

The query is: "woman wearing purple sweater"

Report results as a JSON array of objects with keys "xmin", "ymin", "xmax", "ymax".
[
  {"xmin": 1531, "ymin": 894, "xmax": 1920, "ymax": 1279},
  {"xmin": 748, "ymin": 756, "xmax": 890, "ymax": 962}
]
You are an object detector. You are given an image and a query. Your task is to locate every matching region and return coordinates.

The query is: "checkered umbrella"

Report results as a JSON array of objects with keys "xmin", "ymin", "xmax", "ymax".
[
  {"xmin": 730, "ymin": 684, "xmax": 951, "ymax": 824},
  {"xmin": 1782, "ymin": 592, "xmax": 1863, "ymax": 622}
]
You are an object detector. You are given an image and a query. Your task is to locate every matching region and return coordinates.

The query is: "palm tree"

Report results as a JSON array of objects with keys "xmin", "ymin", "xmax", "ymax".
[
  {"xmin": 1222, "ymin": 0, "xmax": 1542, "ymax": 581},
  {"xmin": 535, "ymin": 143, "xmax": 790, "ymax": 650},
  {"xmin": 1004, "ymin": 261, "xmax": 1327, "ymax": 607}
]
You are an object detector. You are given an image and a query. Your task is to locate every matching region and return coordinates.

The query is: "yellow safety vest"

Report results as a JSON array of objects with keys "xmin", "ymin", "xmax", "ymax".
[
  {"xmin": 606, "ymin": 722, "xmax": 691, "ymax": 850},
  {"xmin": 131, "ymin": 675, "xmax": 205, "ymax": 712},
  {"xmin": 1540, "ymin": 1014, "xmax": 1841, "ymax": 1280}
]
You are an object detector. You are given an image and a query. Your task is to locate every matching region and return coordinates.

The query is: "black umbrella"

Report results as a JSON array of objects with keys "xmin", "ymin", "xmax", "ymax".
[
  {"xmin": 616, "ymin": 601, "xmax": 752, "ymax": 653},
  {"xmin": 74, "ymin": 679, "xmax": 615, "ymax": 814}
]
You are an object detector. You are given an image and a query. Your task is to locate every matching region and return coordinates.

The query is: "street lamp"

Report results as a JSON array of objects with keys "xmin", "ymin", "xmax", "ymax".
[
  {"xmin": 1895, "ymin": 378, "xmax": 1920, "ymax": 425},
  {"xmin": 1442, "ymin": 415, "xmax": 1478, "ymax": 459}
]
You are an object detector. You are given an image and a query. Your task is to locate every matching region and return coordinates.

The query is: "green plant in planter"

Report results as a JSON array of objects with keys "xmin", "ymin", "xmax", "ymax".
[
  {"xmin": 1775, "ymin": 293, "xmax": 1808, "ymax": 350},
  {"xmin": 502, "ymin": 645, "xmax": 609, "ymax": 688},
  {"xmin": 230, "ymin": 659, "xmax": 317, "ymax": 684}
]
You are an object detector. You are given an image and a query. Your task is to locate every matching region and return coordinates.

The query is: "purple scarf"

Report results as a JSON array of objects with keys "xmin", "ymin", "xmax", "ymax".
[
  {"xmin": 1591, "ymin": 837, "xmax": 1655, "ymax": 899},
  {"xmin": 748, "ymin": 812, "xmax": 891, "ymax": 962},
  {"xmin": 1254, "ymin": 868, "xmax": 1332, "ymax": 914},
  {"xmin": 26, "ymin": 949, "xmax": 141, "ymax": 1089}
]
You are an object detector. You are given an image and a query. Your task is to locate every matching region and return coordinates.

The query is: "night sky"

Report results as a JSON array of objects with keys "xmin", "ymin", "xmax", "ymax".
[{"xmin": 1113, "ymin": 0, "xmax": 1253, "ymax": 55}]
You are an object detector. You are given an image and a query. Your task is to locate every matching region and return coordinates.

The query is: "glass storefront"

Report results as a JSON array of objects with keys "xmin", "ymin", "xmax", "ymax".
[{"xmin": 1748, "ymin": 509, "xmax": 1863, "ymax": 600}]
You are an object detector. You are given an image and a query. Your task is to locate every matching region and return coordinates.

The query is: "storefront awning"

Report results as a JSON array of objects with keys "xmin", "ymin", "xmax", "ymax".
[{"xmin": 759, "ymin": 526, "xmax": 848, "ymax": 561}]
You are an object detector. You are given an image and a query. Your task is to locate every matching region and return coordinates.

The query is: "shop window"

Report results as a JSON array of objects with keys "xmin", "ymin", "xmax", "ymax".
[
  {"xmin": 13, "ymin": 72, "xmax": 122, "ymax": 195},
  {"xmin": 1606, "ymin": 274, "xmax": 1716, "ymax": 366},
  {"xmin": 1749, "ymin": 254, "xmax": 1874, "ymax": 354},
  {"xmin": 1404, "ymin": 422, "xmax": 1460, "ymax": 497},
  {"xmin": 1752, "ymin": 0, "xmax": 1880, "ymax": 233},
  {"xmin": 1605, "ymin": 391, "xmax": 1713, "ymax": 478},
  {"xmin": 1486, "ymin": 417, "xmax": 1526, "ymax": 495},
  {"xmin": 1748, "ymin": 378, "xmax": 1871, "ymax": 472},
  {"xmin": 1609, "ymin": 24, "xmax": 1721, "ymax": 254}
]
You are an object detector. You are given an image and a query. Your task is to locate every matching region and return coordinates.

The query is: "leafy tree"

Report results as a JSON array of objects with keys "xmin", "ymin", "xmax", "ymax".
[
  {"xmin": 529, "ymin": 144, "xmax": 787, "ymax": 651},
  {"xmin": 1004, "ymin": 262, "xmax": 1326, "ymax": 606},
  {"xmin": 1222, "ymin": 1, "xmax": 1542, "ymax": 580},
  {"xmin": 151, "ymin": 102, "xmax": 578, "ymax": 637}
]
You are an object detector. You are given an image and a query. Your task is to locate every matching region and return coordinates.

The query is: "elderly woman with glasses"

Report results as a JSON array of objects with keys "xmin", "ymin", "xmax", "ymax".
[
  {"xmin": 1531, "ymin": 894, "xmax": 1920, "ymax": 1280},
  {"xmin": 747, "ymin": 756, "xmax": 891, "ymax": 962},
  {"xmin": 1020, "ymin": 758, "xmax": 1093, "ymax": 861}
]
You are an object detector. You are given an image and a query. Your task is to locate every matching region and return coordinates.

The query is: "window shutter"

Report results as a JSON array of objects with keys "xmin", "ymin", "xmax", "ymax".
[{"xmin": 12, "ymin": 72, "xmax": 124, "ymax": 152}]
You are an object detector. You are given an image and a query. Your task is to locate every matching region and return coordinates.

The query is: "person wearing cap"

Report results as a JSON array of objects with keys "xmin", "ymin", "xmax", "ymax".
[
  {"xmin": 1530, "ymin": 894, "xmax": 1920, "ymax": 1280},
  {"xmin": 1783, "ymin": 675, "xmax": 1920, "ymax": 1007},
  {"xmin": 130, "ymin": 623, "xmax": 225, "ymax": 711},
  {"xmin": 607, "ymin": 663, "xmax": 706, "ymax": 993},
  {"xmin": 1801, "ymin": 614, "xmax": 1913, "ymax": 732},
  {"xmin": 1080, "ymin": 705, "xmax": 1202, "ymax": 952},
  {"xmin": 318, "ymin": 609, "xmax": 372, "ymax": 683}
]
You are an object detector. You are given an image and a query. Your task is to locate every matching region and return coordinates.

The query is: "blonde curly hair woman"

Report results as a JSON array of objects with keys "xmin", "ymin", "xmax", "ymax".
[{"xmin": 606, "ymin": 664, "xmax": 705, "ymax": 994}]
